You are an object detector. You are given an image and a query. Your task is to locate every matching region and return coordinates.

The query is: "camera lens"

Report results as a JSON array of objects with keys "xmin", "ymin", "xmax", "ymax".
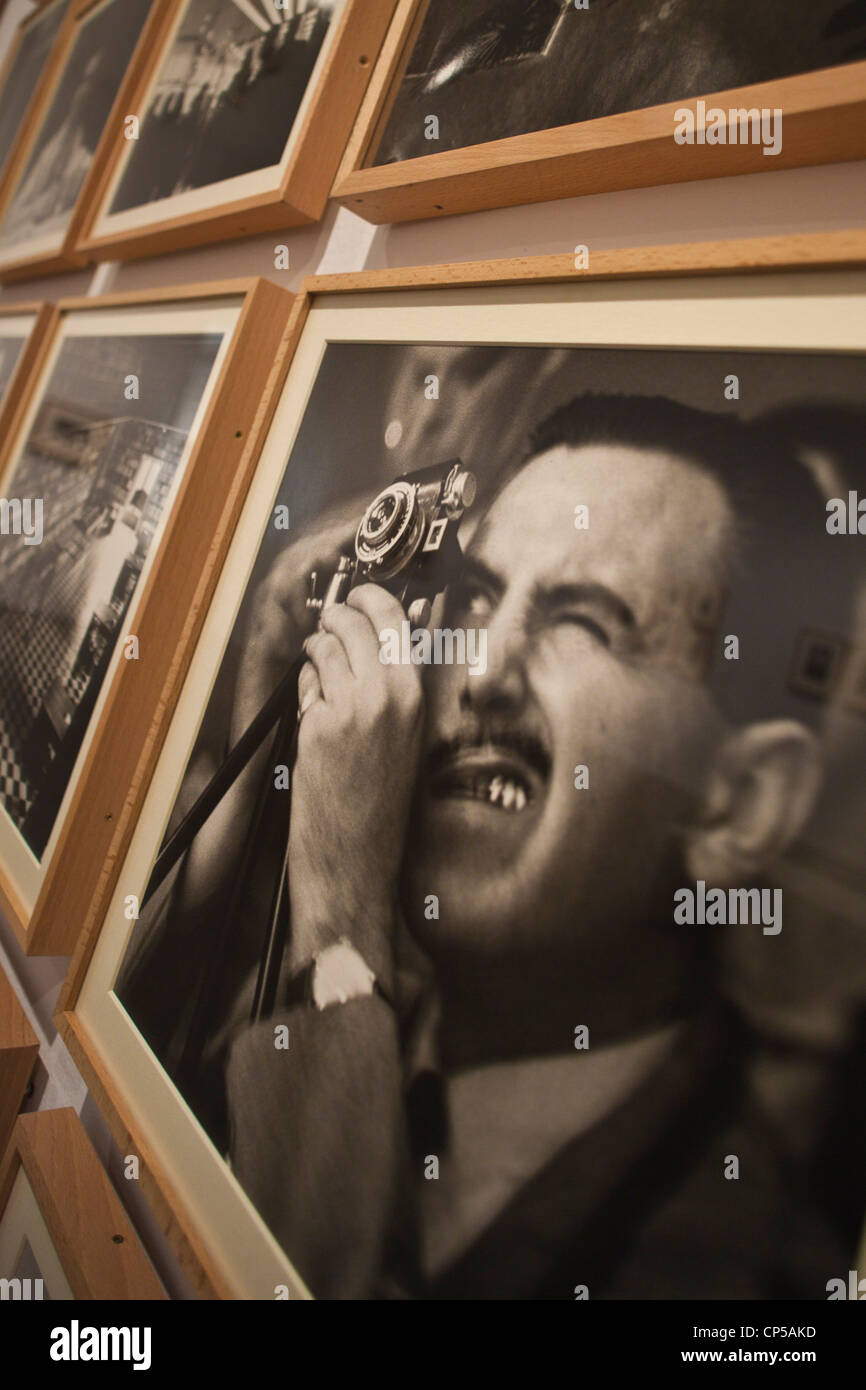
[{"xmin": 355, "ymin": 482, "xmax": 424, "ymax": 577}]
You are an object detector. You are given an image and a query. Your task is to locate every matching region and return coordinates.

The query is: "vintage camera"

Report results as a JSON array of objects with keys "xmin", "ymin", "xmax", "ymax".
[{"xmin": 306, "ymin": 459, "xmax": 476, "ymax": 627}]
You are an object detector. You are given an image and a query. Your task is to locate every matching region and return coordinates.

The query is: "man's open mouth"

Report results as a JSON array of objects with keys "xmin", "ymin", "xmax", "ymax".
[{"xmin": 428, "ymin": 736, "xmax": 550, "ymax": 815}]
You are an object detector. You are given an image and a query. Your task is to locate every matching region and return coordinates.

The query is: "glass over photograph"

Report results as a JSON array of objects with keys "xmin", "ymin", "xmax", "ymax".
[
  {"xmin": 0, "ymin": 327, "xmax": 224, "ymax": 859},
  {"xmin": 373, "ymin": 0, "xmax": 866, "ymax": 163},
  {"xmin": 0, "ymin": 333, "xmax": 28, "ymax": 409},
  {"xmin": 107, "ymin": 0, "xmax": 337, "ymax": 216},
  {"xmin": 116, "ymin": 338, "xmax": 866, "ymax": 1300},
  {"xmin": 0, "ymin": 0, "xmax": 65, "ymax": 175},
  {"xmin": 0, "ymin": 0, "xmax": 152, "ymax": 254}
]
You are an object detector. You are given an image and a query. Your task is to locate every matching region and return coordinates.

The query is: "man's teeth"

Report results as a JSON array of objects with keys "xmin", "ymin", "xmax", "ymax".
[{"xmin": 478, "ymin": 774, "xmax": 527, "ymax": 811}]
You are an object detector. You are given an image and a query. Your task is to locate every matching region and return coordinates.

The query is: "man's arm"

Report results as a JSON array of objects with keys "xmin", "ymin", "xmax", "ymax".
[
  {"xmin": 226, "ymin": 992, "xmax": 413, "ymax": 1300},
  {"xmin": 162, "ymin": 500, "xmax": 367, "ymax": 938},
  {"xmin": 227, "ymin": 583, "xmax": 427, "ymax": 1298}
]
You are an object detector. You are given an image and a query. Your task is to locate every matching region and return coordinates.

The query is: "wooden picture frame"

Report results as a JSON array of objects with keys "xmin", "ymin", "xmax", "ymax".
[
  {"xmin": 0, "ymin": 276, "xmax": 293, "ymax": 955},
  {"xmin": 51, "ymin": 231, "xmax": 866, "ymax": 1300},
  {"xmin": 0, "ymin": 0, "xmax": 71, "ymax": 192},
  {"xmin": 74, "ymin": 0, "xmax": 398, "ymax": 265},
  {"xmin": 0, "ymin": 957, "xmax": 39, "ymax": 1160},
  {"xmin": 0, "ymin": 301, "xmax": 58, "ymax": 447},
  {"xmin": 0, "ymin": 0, "xmax": 168, "ymax": 283},
  {"xmin": 0, "ymin": 1108, "xmax": 164, "ymax": 1298},
  {"xmin": 332, "ymin": 0, "xmax": 866, "ymax": 225}
]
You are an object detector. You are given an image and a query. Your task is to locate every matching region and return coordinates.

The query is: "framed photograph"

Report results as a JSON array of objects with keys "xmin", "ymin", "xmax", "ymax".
[
  {"xmin": 788, "ymin": 626, "xmax": 851, "ymax": 702},
  {"xmin": 52, "ymin": 235, "xmax": 866, "ymax": 1300},
  {"xmin": 0, "ymin": 302, "xmax": 58, "ymax": 447},
  {"xmin": 0, "ymin": 0, "xmax": 70, "ymax": 190},
  {"xmin": 0, "ymin": 1108, "xmax": 164, "ymax": 1299},
  {"xmin": 838, "ymin": 642, "xmax": 866, "ymax": 719},
  {"xmin": 0, "ymin": 0, "xmax": 166, "ymax": 283},
  {"xmin": 0, "ymin": 277, "xmax": 293, "ymax": 955},
  {"xmin": 333, "ymin": 0, "xmax": 866, "ymax": 224},
  {"xmin": 75, "ymin": 0, "xmax": 398, "ymax": 264},
  {"xmin": 0, "ymin": 957, "xmax": 39, "ymax": 1159}
]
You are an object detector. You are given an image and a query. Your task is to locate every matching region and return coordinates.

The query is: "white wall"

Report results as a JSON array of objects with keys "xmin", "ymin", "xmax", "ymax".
[{"xmin": 0, "ymin": 0, "xmax": 864, "ymax": 1298}]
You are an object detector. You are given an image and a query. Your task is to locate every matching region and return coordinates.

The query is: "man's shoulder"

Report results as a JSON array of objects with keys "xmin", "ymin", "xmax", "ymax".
[
  {"xmin": 432, "ymin": 1007, "xmax": 841, "ymax": 1300},
  {"xmin": 598, "ymin": 1094, "xmax": 838, "ymax": 1300}
]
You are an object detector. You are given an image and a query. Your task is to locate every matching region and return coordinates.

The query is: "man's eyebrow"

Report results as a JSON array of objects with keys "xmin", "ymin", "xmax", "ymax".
[
  {"xmin": 540, "ymin": 582, "xmax": 638, "ymax": 632},
  {"xmin": 459, "ymin": 554, "xmax": 505, "ymax": 596},
  {"xmin": 459, "ymin": 559, "xmax": 638, "ymax": 634}
]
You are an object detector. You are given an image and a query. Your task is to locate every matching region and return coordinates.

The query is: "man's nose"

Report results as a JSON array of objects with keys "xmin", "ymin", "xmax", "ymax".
[{"xmin": 459, "ymin": 611, "xmax": 528, "ymax": 715}]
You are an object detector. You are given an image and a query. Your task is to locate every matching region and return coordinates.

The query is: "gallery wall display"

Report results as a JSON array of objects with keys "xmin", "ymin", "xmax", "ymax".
[
  {"xmin": 333, "ymin": 0, "xmax": 866, "ymax": 223},
  {"xmin": 0, "ymin": 302, "xmax": 57, "ymax": 446},
  {"xmin": 75, "ymin": 0, "xmax": 398, "ymax": 264},
  {"xmin": 0, "ymin": 277, "xmax": 293, "ymax": 955},
  {"xmin": 0, "ymin": 0, "xmax": 165, "ymax": 282},
  {"xmin": 0, "ymin": 956, "xmax": 39, "ymax": 1159},
  {"xmin": 0, "ymin": 1108, "xmax": 164, "ymax": 1299},
  {"xmin": 55, "ymin": 235, "xmax": 866, "ymax": 1299},
  {"xmin": 0, "ymin": 0, "xmax": 69, "ymax": 190}
]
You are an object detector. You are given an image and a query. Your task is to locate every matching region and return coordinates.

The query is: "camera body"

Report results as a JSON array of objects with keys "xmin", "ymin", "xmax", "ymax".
[{"xmin": 307, "ymin": 460, "xmax": 476, "ymax": 626}]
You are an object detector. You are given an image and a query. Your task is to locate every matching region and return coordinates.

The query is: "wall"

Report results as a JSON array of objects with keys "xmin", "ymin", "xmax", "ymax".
[{"xmin": 0, "ymin": 0, "xmax": 864, "ymax": 1298}]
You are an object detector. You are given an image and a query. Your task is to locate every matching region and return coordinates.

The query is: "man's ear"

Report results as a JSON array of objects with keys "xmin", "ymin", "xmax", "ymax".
[{"xmin": 685, "ymin": 720, "xmax": 823, "ymax": 886}]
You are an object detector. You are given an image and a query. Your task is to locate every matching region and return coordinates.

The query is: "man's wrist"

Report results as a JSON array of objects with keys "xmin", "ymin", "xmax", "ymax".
[
  {"xmin": 289, "ymin": 889, "xmax": 397, "ymax": 1002},
  {"xmin": 285, "ymin": 938, "xmax": 394, "ymax": 1012}
]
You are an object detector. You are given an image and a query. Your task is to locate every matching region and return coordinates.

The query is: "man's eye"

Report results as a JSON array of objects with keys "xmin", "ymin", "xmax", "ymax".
[
  {"xmin": 452, "ymin": 582, "xmax": 492, "ymax": 618},
  {"xmin": 557, "ymin": 612, "xmax": 611, "ymax": 648}
]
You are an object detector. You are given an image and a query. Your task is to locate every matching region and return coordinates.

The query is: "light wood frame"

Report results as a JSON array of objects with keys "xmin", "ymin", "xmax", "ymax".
[
  {"xmin": 0, "ymin": 300, "xmax": 58, "ymax": 445},
  {"xmin": 0, "ymin": 959, "xmax": 39, "ymax": 1160},
  {"xmin": 49, "ymin": 230, "xmax": 866, "ymax": 1299},
  {"xmin": 0, "ymin": 0, "xmax": 72, "ymax": 192},
  {"xmin": 74, "ymin": 0, "xmax": 398, "ymax": 265},
  {"xmin": 0, "ymin": 276, "xmax": 293, "ymax": 955},
  {"xmin": 0, "ymin": 1107, "xmax": 164, "ymax": 1298},
  {"xmin": 333, "ymin": 0, "xmax": 866, "ymax": 225},
  {"xmin": 0, "ymin": 0, "xmax": 170, "ymax": 283}
]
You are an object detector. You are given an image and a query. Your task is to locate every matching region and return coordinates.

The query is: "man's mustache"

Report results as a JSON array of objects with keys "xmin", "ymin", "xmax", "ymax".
[{"xmin": 427, "ymin": 720, "xmax": 552, "ymax": 783}]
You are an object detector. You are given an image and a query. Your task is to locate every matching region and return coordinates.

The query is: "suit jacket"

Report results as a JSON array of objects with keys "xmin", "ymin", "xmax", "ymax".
[{"xmin": 226, "ymin": 996, "xmax": 841, "ymax": 1300}]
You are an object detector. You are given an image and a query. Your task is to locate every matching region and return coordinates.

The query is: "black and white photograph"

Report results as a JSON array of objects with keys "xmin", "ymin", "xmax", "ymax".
[
  {"xmin": 373, "ymin": 0, "xmax": 866, "ymax": 163},
  {"xmin": 0, "ymin": 331, "xmax": 27, "ymax": 407},
  {"xmin": 116, "ymin": 335, "xmax": 866, "ymax": 1300},
  {"xmin": 0, "ymin": 325, "xmax": 223, "ymax": 860},
  {"xmin": 107, "ymin": 0, "xmax": 337, "ymax": 216},
  {"xmin": 0, "ymin": 0, "xmax": 65, "ymax": 175},
  {"xmin": 0, "ymin": 0, "xmax": 152, "ymax": 255}
]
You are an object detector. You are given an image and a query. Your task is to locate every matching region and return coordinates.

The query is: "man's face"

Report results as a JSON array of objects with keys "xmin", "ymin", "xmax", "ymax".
[{"xmin": 403, "ymin": 442, "xmax": 735, "ymax": 976}]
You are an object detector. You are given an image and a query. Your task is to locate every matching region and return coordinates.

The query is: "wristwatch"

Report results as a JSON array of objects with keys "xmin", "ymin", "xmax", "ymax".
[{"xmin": 284, "ymin": 937, "xmax": 388, "ymax": 1011}]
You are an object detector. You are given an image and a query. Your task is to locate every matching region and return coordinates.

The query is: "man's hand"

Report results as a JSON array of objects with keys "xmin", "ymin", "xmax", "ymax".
[
  {"xmin": 231, "ymin": 508, "xmax": 359, "ymax": 746},
  {"xmin": 288, "ymin": 584, "xmax": 424, "ymax": 985},
  {"xmin": 174, "ymin": 506, "xmax": 360, "ymax": 925}
]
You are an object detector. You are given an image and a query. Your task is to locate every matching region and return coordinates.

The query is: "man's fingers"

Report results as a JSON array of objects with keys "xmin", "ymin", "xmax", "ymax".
[
  {"xmin": 303, "ymin": 629, "xmax": 351, "ymax": 704},
  {"xmin": 263, "ymin": 509, "xmax": 359, "ymax": 610},
  {"xmin": 346, "ymin": 583, "xmax": 411, "ymax": 638},
  {"xmin": 297, "ymin": 660, "xmax": 322, "ymax": 716},
  {"xmin": 318, "ymin": 601, "xmax": 383, "ymax": 681}
]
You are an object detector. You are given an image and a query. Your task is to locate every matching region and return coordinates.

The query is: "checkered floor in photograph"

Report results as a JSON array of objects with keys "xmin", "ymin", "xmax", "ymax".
[
  {"xmin": 0, "ymin": 544, "xmax": 99, "ymax": 826},
  {"xmin": 0, "ymin": 708, "xmax": 28, "ymax": 825}
]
